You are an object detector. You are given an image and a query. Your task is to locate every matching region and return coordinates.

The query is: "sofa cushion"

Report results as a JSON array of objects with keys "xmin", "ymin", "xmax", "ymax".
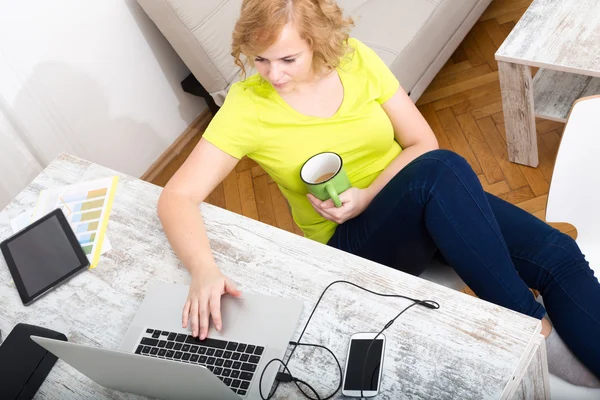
[
  {"xmin": 136, "ymin": 0, "xmax": 242, "ymax": 96},
  {"xmin": 344, "ymin": 0, "xmax": 483, "ymax": 96},
  {"xmin": 137, "ymin": 0, "xmax": 487, "ymax": 104}
]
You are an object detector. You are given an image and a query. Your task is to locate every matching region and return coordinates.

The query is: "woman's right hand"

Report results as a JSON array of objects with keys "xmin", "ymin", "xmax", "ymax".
[{"xmin": 182, "ymin": 267, "xmax": 241, "ymax": 340}]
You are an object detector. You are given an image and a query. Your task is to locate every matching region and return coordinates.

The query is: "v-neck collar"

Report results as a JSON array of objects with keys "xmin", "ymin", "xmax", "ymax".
[{"xmin": 268, "ymin": 67, "xmax": 346, "ymax": 120}]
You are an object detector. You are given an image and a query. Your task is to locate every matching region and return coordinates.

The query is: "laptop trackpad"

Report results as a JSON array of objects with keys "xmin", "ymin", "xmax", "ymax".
[{"xmin": 208, "ymin": 295, "xmax": 243, "ymax": 337}]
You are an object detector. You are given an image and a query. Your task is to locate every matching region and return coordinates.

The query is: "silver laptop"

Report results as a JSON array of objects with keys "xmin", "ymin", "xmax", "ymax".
[{"xmin": 31, "ymin": 282, "xmax": 304, "ymax": 400}]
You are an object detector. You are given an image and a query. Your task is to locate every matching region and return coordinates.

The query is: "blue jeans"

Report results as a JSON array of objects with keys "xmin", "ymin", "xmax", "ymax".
[{"xmin": 328, "ymin": 149, "xmax": 600, "ymax": 377}]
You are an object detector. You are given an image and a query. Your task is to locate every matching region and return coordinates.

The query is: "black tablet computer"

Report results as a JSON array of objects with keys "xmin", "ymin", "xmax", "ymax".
[{"xmin": 1, "ymin": 208, "xmax": 90, "ymax": 306}]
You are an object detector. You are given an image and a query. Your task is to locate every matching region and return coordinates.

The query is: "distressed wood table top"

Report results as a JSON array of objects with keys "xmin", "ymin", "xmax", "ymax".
[
  {"xmin": 496, "ymin": 0, "xmax": 600, "ymax": 77},
  {"xmin": 0, "ymin": 154, "xmax": 542, "ymax": 399}
]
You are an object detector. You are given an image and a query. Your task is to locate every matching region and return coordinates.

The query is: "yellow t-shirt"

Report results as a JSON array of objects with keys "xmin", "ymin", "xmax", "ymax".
[{"xmin": 203, "ymin": 38, "xmax": 402, "ymax": 244}]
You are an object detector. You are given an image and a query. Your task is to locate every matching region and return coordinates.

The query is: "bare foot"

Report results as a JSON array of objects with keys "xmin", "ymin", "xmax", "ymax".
[{"xmin": 541, "ymin": 317, "xmax": 552, "ymax": 338}]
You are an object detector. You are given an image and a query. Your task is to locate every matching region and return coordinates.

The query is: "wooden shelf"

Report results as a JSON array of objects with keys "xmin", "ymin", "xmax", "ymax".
[{"xmin": 533, "ymin": 69, "xmax": 600, "ymax": 122}]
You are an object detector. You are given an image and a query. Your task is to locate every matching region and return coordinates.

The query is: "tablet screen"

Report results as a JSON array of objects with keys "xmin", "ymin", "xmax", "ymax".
[{"xmin": 2, "ymin": 209, "xmax": 89, "ymax": 304}]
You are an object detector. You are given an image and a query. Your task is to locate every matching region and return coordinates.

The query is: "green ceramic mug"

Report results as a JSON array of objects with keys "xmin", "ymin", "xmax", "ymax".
[{"xmin": 300, "ymin": 152, "xmax": 351, "ymax": 207}]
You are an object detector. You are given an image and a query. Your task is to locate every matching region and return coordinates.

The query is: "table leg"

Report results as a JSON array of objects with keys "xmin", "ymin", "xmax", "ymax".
[
  {"xmin": 506, "ymin": 334, "xmax": 550, "ymax": 400},
  {"xmin": 498, "ymin": 61, "xmax": 538, "ymax": 167}
]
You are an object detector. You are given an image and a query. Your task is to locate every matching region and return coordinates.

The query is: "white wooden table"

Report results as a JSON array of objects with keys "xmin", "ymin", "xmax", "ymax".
[
  {"xmin": 495, "ymin": 0, "xmax": 600, "ymax": 167},
  {"xmin": 0, "ymin": 154, "xmax": 549, "ymax": 399}
]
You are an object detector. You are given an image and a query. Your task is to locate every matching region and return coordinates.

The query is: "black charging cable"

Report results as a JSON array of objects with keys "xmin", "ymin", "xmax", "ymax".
[
  {"xmin": 258, "ymin": 280, "xmax": 440, "ymax": 400},
  {"xmin": 358, "ymin": 301, "xmax": 418, "ymax": 399}
]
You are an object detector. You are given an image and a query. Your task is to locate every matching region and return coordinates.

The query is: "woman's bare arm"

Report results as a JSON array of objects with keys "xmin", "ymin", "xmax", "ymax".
[{"xmin": 157, "ymin": 138, "xmax": 240, "ymax": 338}]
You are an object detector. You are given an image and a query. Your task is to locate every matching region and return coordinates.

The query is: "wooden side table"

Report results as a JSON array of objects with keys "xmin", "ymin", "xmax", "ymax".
[{"xmin": 495, "ymin": 0, "xmax": 600, "ymax": 167}]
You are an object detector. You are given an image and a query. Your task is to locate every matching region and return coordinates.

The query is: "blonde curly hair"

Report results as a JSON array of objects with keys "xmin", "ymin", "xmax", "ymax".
[{"xmin": 232, "ymin": 0, "xmax": 354, "ymax": 79}]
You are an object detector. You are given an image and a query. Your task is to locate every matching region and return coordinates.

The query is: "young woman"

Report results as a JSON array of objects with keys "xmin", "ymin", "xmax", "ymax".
[{"xmin": 158, "ymin": 0, "xmax": 600, "ymax": 385}]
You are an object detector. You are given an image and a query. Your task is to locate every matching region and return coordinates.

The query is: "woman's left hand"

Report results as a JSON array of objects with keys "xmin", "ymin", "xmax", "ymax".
[{"xmin": 307, "ymin": 187, "xmax": 372, "ymax": 224}]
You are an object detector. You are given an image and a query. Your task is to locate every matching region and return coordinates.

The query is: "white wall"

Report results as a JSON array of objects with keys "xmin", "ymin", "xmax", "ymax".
[
  {"xmin": 0, "ymin": 0, "xmax": 207, "ymax": 179},
  {"xmin": 0, "ymin": 95, "xmax": 44, "ymax": 208}
]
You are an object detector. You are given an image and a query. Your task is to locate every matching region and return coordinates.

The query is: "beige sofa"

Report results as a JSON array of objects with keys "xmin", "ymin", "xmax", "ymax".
[{"xmin": 137, "ymin": 0, "xmax": 492, "ymax": 113}]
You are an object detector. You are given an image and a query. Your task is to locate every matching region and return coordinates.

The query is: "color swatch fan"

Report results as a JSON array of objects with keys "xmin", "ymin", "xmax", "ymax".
[{"xmin": 31, "ymin": 177, "xmax": 118, "ymax": 268}]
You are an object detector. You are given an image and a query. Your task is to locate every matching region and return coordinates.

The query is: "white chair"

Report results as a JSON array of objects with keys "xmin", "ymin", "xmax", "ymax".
[
  {"xmin": 544, "ymin": 95, "xmax": 600, "ymax": 398},
  {"xmin": 420, "ymin": 257, "xmax": 466, "ymax": 291},
  {"xmin": 546, "ymin": 95, "xmax": 600, "ymax": 277}
]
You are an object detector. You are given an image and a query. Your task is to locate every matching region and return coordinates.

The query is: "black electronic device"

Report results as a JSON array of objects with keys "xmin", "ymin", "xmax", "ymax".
[
  {"xmin": 1, "ymin": 208, "xmax": 90, "ymax": 305},
  {"xmin": 0, "ymin": 323, "xmax": 67, "ymax": 400}
]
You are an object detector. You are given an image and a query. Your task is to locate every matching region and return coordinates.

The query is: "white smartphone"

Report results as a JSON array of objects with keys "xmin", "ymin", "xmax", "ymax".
[{"xmin": 341, "ymin": 332, "xmax": 386, "ymax": 397}]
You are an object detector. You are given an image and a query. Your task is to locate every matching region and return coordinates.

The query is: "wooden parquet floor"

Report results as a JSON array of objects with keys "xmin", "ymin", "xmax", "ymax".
[{"xmin": 150, "ymin": 0, "xmax": 576, "ymax": 245}]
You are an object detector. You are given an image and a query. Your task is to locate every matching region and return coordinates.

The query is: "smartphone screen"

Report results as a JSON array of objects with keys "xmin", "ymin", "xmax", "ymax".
[{"xmin": 343, "ymin": 338, "xmax": 384, "ymax": 391}]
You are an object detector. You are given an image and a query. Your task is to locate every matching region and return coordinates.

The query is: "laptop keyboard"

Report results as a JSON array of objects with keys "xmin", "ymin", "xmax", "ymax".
[{"xmin": 135, "ymin": 328, "xmax": 265, "ymax": 397}]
